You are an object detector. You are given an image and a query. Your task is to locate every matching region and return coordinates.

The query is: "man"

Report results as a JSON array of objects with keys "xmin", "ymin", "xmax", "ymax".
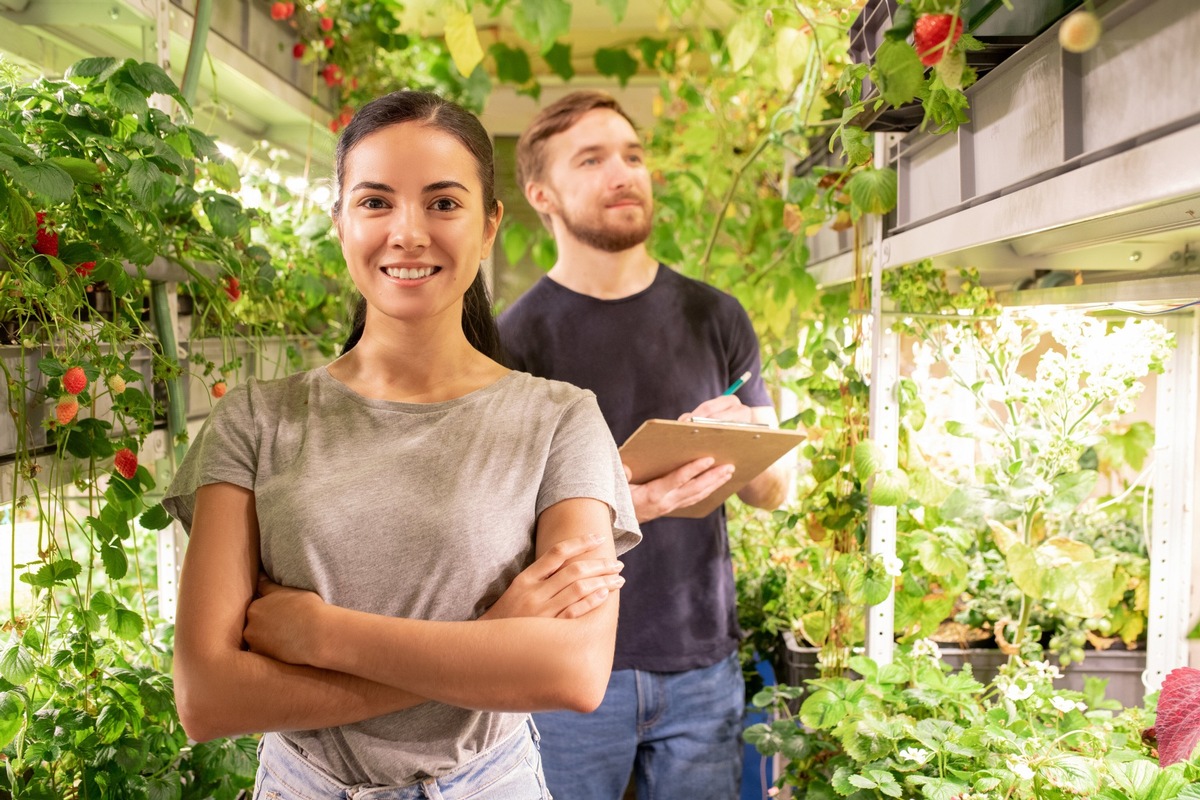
[{"xmin": 498, "ymin": 90, "xmax": 790, "ymax": 800}]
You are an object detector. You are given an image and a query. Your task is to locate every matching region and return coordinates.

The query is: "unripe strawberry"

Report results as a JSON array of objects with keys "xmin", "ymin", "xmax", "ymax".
[
  {"xmin": 935, "ymin": 49, "xmax": 967, "ymax": 91},
  {"xmin": 56, "ymin": 396, "xmax": 79, "ymax": 425},
  {"xmin": 113, "ymin": 448, "xmax": 138, "ymax": 480},
  {"xmin": 107, "ymin": 375, "xmax": 126, "ymax": 395},
  {"xmin": 63, "ymin": 366, "xmax": 88, "ymax": 395},
  {"xmin": 212, "ymin": 381, "xmax": 227, "ymax": 399},
  {"xmin": 1059, "ymin": 11, "xmax": 1102, "ymax": 53}
]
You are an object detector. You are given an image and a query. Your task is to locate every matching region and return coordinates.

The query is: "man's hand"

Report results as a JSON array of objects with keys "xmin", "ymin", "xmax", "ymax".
[
  {"xmin": 681, "ymin": 393, "xmax": 754, "ymax": 424},
  {"xmin": 624, "ymin": 457, "xmax": 735, "ymax": 524},
  {"xmin": 482, "ymin": 534, "xmax": 625, "ymax": 621}
]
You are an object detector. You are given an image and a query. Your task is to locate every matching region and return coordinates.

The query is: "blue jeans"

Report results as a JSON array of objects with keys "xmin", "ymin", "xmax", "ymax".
[
  {"xmin": 534, "ymin": 652, "xmax": 744, "ymax": 800},
  {"xmin": 253, "ymin": 718, "xmax": 550, "ymax": 799}
]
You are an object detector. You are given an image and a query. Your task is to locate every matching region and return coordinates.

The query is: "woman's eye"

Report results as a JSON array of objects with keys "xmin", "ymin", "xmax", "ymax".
[
  {"xmin": 432, "ymin": 198, "xmax": 459, "ymax": 212},
  {"xmin": 362, "ymin": 197, "xmax": 387, "ymax": 209}
]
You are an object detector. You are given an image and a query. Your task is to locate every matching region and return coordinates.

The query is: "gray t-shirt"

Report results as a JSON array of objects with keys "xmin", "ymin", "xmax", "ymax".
[{"xmin": 163, "ymin": 366, "xmax": 640, "ymax": 786}]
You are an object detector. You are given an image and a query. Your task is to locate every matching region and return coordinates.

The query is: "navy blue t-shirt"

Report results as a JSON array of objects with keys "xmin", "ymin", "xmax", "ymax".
[{"xmin": 498, "ymin": 264, "xmax": 770, "ymax": 672}]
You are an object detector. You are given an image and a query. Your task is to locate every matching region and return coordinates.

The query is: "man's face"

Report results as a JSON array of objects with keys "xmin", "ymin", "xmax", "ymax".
[{"xmin": 534, "ymin": 108, "xmax": 653, "ymax": 253}]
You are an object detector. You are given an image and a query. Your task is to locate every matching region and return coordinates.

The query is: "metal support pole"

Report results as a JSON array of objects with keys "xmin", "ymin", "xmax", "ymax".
[
  {"xmin": 865, "ymin": 133, "xmax": 899, "ymax": 666},
  {"xmin": 1145, "ymin": 309, "xmax": 1199, "ymax": 691}
]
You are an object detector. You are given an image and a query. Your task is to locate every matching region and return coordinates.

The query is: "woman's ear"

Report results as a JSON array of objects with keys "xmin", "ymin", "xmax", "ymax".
[{"xmin": 481, "ymin": 200, "xmax": 505, "ymax": 260}]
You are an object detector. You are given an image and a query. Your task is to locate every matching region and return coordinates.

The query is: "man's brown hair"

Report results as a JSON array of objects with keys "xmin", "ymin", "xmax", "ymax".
[{"xmin": 515, "ymin": 90, "xmax": 638, "ymax": 193}]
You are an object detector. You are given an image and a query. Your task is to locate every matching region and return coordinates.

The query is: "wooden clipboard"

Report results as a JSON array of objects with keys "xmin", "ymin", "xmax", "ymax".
[{"xmin": 618, "ymin": 418, "xmax": 804, "ymax": 518}]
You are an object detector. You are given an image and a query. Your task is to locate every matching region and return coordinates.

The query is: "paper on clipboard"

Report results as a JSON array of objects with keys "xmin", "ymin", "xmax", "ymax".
[{"xmin": 618, "ymin": 418, "xmax": 804, "ymax": 519}]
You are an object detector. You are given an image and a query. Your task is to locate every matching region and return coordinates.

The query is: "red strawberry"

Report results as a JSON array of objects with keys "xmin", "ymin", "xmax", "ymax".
[
  {"xmin": 212, "ymin": 381, "xmax": 227, "ymax": 399},
  {"xmin": 107, "ymin": 375, "xmax": 126, "ymax": 395},
  {"xmin": 63, "ymin": 366, "xmax": 87, "ymax": 395},
  {"xmin": 224, "ymin": 276, "xmax": 241, "ymax": 302},
  {"xmin": 76, "ymin": 261, "xmax": 96, "ymax": 277},
  {"xmin": 55, "ymin": 396, "xmax": 79, "ymax": 425},
  {"xmin": 329, "ymin": 118, "xmax": 341, "ymax": 133},
  {"xmin": 35, "ymin": 212, "xmax": 58, "ymax": 257},
  {"xmin": 323, "ymin": 36, "xmax": 335, "ymax": 50},
  {"xmin": 913, "ymin": 14, "xmax": 964, "ymax": 66},
  {"xmin": 319, "ymin": 17, "xmax": 334, "ymax": 32},
  {"xmin": 293, "ymin": 42, "xmax": 306, "ymax": 59},
  {"xmin": 269, "ymin": 2, "xmax": 293, "ymax": 21},
  {"xmin": 322, "ymin": 64, "xmax": 343, "ymax": 87},
  {"xmin": 113, "ymin": 448, "xmax": 138, "ymax": 480}
]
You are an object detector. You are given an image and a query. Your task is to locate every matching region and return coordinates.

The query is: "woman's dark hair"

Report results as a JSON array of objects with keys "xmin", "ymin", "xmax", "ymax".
[{"xmin": 335, "ymin": 91, "xmax": 503, "ymax": 361}]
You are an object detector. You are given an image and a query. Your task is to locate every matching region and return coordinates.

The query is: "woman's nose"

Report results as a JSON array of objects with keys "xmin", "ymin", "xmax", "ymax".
[{"xmin": 388, "ymin": 205, "xmax": 431, "ymax": 250}]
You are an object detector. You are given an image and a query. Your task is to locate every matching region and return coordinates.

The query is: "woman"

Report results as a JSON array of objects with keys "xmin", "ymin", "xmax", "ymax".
[{"xmin": 164, "ymin": 91, "xmax": 640, "ymax": 799}]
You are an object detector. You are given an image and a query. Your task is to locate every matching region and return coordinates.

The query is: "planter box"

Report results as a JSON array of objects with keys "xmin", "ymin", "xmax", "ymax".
[{"xmin": 780, "ymin": 632, "xmax": 1148, "ymax": 708}]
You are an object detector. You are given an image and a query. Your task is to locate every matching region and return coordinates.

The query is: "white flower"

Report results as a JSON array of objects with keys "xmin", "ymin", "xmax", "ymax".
[
  {"xmin": 911, "ymin": 638, "xmax": 942, "ymax": 661},
  {"xmin": 899, "ymin": 747, "xmax": 932, "ymax": 764},
  {"xmin": 1076, "ymin": 701, "xmax": 1088, "ymax": 712},
  {"xmin": 767, "ymin": 789, "xmax": 780, "ymax": 798},
  {"xmin": 1050, "ymin": 695, "xmax": 1077, "ymax": 713},
  {"xmin": 882, "ymin": 554, "xmax": 904, "ymax": 577},
  {"xmin": 1003, "ymin": 681, "xmax": 1035, "ymax": 701},
  {"xmin": 1007, "ymin": 758, "xmax": 1035, "ymax": 781}
]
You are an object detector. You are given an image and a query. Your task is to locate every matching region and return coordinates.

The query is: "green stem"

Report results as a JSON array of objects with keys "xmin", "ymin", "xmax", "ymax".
[{"xmin": 699, "ymin": 134, "xmax": 773, "ymax": 282}]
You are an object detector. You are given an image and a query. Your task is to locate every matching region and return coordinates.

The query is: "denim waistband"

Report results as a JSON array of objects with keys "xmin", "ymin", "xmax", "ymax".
[{"xmin": 256, "ymin": 718, "xmax": 540, "ymax": 800}]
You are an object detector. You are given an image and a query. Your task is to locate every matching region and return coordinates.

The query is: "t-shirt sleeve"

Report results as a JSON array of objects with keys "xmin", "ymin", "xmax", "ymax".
[
  {"xmin": 725, "ymin": 298, "xmax": 772, "ymax": 409},
  {"xmin": 496, "ymin": 309, "xmax": 528, "ymax": 372},
  {"xmin": 161, "ymin": 381, "xmax": 260, "ymax": 534},
  {"xmin": 538, "ymin": 393, "xmax": 641, "ymax": 555}
]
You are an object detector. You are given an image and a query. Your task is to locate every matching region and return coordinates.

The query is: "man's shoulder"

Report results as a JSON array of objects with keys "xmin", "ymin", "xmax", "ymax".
[
  {"xmin": 659, "ymin": 265, "xmax": 750, "ymax": 315},
  {"xmin": 498, "ymin": 277, "xmax": 557, "ymax": 322}
]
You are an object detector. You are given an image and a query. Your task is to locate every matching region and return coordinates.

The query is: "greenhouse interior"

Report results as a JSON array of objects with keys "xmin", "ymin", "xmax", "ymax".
[{"xmin": 1, "ymin": 0, "xmax": 1199, "ymax": 798}]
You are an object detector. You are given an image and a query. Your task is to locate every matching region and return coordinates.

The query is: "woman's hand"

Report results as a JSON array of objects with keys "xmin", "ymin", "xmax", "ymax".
[
  {"xmin": 244, "ymin": 575, "xmax": 327, "ymax": 666},
  {"xmin": 481, "ymin": 534, "xmax": 624, "ymax": 622}
]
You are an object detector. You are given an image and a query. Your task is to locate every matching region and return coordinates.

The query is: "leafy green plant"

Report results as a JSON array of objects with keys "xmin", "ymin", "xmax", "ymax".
[
  {"xmin": 886, "ymin": 261, "xmax": 1175, "ymax": 658},
  {"xmin": 747, "ymin": 644, "xmax": 1200, "ymax": 799}
]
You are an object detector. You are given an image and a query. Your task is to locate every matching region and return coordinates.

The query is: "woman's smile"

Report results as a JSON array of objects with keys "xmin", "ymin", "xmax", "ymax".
[{"xmin": 381, "ymin": 263, "xmax": 442, "ymax": 283}]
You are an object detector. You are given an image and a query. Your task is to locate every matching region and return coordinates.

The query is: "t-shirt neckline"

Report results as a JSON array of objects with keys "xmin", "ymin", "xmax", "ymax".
[
  {"xmin": 315, "ymin": 365, "xmax": 518, "ymax": 412},
  {"xmin": 542, "ymin": 263, "xmax": 666, "ymax": 305}
]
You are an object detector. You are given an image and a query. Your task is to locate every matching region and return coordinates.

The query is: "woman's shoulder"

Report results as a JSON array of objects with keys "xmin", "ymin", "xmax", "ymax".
[
  {"xmin": 211, "ymin": 368, "xmax": 324, "ymax": 416},
  {"xmin": 501, "ymin": 370, "xmax": 597, "ymax": 410}
]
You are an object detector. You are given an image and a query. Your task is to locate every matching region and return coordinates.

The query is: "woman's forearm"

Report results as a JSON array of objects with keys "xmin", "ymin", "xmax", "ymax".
[
  {"xmin": 310, "ymin": 598, "xmax": 619, "ymax": 713},
  {"xmin": 174, "ymin": 645, "xmax": 426, "ymax": 742}
]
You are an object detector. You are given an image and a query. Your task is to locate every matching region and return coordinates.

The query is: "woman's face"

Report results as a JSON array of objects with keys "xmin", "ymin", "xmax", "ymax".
[{"xmin": 335, "ymin": 121, "xmax": 500, "ymax": 329}]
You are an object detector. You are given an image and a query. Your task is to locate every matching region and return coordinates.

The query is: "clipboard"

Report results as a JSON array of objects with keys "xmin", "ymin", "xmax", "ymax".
[{"xmin": 618, "ymin": 418, "xmax": 804, "ymax": 518}]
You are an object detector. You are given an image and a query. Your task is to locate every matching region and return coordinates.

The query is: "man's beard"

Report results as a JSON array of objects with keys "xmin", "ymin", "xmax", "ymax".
[{"xmin": 559, "ymin": 199, "xmax": 653, "ymax": 253}]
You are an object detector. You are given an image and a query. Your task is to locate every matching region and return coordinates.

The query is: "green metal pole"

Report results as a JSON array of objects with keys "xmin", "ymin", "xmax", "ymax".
[{"xmin": 153, "ymin": 0, "xmax": 214, "ymax": 461}]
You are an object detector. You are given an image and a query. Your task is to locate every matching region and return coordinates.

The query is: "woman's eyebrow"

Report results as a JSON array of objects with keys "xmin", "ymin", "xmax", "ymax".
[
  {"xmin": 348, "ymin": 181, "xmax": 393, "ymax": 194},
  {"xmin": 424, "ymin": 180, "xmax": 470, "ymax": 194}
]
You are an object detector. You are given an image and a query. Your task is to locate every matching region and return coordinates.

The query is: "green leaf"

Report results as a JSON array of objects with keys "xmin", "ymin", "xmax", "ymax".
[
  {"xmin": 67, "ymin": 56, "xmax": 121, "ymax": 81},
  {"xmin": 0, "ymin": 691, "xmax": 24, "ymax": 750},
  {"xmin": 1041, "ymin": 754, "xmax": 1101, "ymax": 797},
  {"xmin": 125, "ymin": 61, "xmax": 184, "ymax": 102},
  {"xmin": 13, "ymin": 161, "xmax": 75, "ymax": 204},
  {"xmin": 1005, "ymin": 542, "xmax": 1045, "ymax": 600},
  {"xmin": 205, "ymin": 159, "xmax": 241, "ymax": 192},
  {"xmin": 543, "ymin": 41, "xmax": 575, "ymax": 81},
  {"xmin": 146, "ymin": 773, "xmax": 183, "ymax": 800},
  {"xmin": 884, "ymin": 5, "xmax": 916, "ymax": 41},
  {"xmin": 531, "ymin": 235, "xmax": 557, "ymax": 269},
  {"xmin": 38, "ymin": 356, "xmax": 65, "ymax": 378},
  {"xmin": 1046, "ymin": 470, "xmax": 1098, "ymax": 514},
  {"xmin": 726, "ymin": 15, "xmax": 764, "ymax": 72},
  {"xmin": 799, "ymin": 689, "xmax": 847, "ymax": 730},
  {"xmin": 185, "ymin": 127, "xmax": 220, "ymax": 161},
  {"xmin": 870, "ymin": 468, "xmax": 909, "ymax": 506},
  {"xmin": 512, "ymin": 0, "xmax": 572, "ymax": 53},
  {"xmin": 501, "ymin": 222, "xmax": 534, "ymax": 265},
  {"xmin": 127, "ymin": 157, "xmax": 166, "ymax": 208},
  {"xmin": 840, "ymin": 125, "xmax": 878, "ymax": 167},
  {"xmin": 139, "ymin": 503, "xmax": 172, "ymax": 531},
  {"xmin": 1106, "ymin": 758, "xmax": 1160, "ymax": 799},
  {"xmin": 596, "ymin": 0, "xmax": 629, "ymax": 23},
  {"xmin": 48, "ymin": 156, "xmax": 103, "ymax": 184},
  {"xmin": 106, "ymin": 80, "xmax": 149, "ymax": 119},
  {"xmin": 872, "ymin": 39, "xmax": 925, "ymax": 107},
  {"xmin": 594, "ymin": 47, "xmax": 639, "ymax": 87},
  {"xmin": 101, "ymin": 542, "xmax": 129, "ymax": 580},
  {"xmin": 444, "ymin": 10, "xmax": 485, "ymax": 78},
  {"xmin": 847, "ymin": 167, "xmax": 898, "ymax": 216},
  {"xmin": 110, "ymin": 607, "xmax": 144, "ymax": 640},
  {"xmin": 853, "ymin": 439, "xmax": 885, "ymax": 481},
  {"xmin": 1048, "ymin": 557, "xmax": 1116, "ymax": 619},
  {"xmin": 0, "ymin": 644, "xmax": 35, "ymax": 685},
  {"xmin": 491, "ymin": 43, "xmax": 534, "ymax": 87},
  {"xmin": 202, "ymin": 193, "xmax": 245, "ymax": 238},
  {"xmin": 63, "ymin": 417, "xmax": 115, "ymax": 460}
]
